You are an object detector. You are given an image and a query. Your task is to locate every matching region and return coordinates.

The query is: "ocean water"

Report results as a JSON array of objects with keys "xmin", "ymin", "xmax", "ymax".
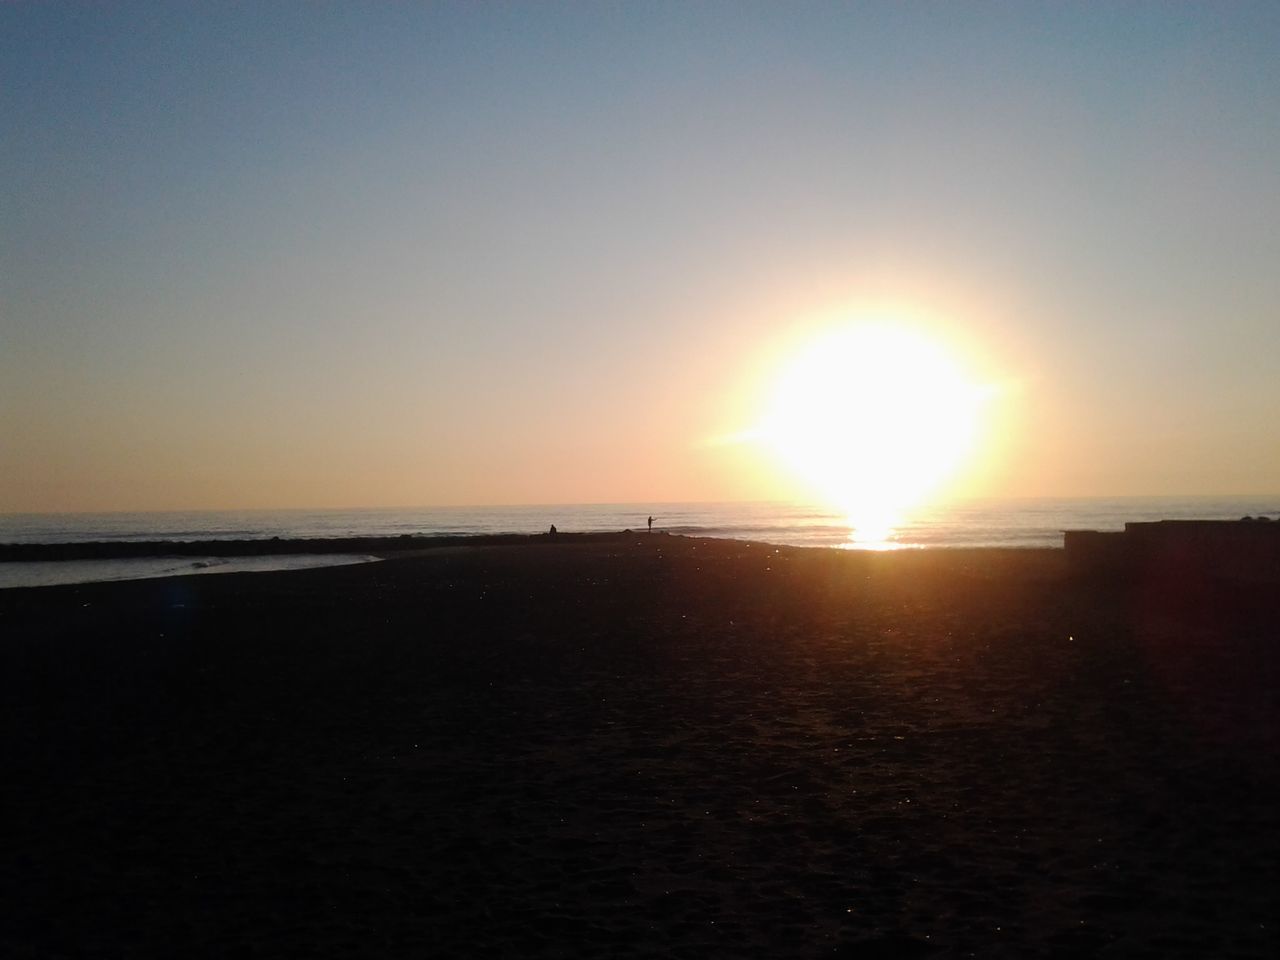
[
  {"xmin": 4, "ymin": 497, "xmax": 1278, "ymax": 589},
  {"xmin": 0, "ymin": 554, "xmax": 381, "ymax": 590},
  {"xmin": 3, "ymin": 496, "xmax": 1278, "ymax": 550}
]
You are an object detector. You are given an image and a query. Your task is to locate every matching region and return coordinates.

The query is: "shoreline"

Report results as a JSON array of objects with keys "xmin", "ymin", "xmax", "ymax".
[
  {"xmin": 0, "ymin": 532, "xmax": 1063, "ymax": 591},
  {"xmin": 0, "ymin": 530, "xmax": 644, "ymax": 563},
  {"xmin": 0, "ymin": 552, "xmax": 384, "ymax": 591},
  {"xmin": 0, "ymin": 529, "xmax": 1059, "ymax": 568}
]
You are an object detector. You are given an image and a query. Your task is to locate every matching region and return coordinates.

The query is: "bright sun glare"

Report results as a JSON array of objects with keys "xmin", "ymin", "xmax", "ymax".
[{"xmin": 757, "ymin": 323, "xmax": 988, "ymax": 546}]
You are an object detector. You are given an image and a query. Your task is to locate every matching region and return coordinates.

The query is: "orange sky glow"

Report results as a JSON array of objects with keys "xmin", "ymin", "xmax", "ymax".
[{"xmin": 3, "ymin": 5, "xmax": 1279, "ymax": 514}]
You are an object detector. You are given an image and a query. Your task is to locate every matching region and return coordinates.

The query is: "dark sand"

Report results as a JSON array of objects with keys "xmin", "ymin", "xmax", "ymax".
[{"xmin": 2, "ymin": 537, "xmax": 1277, "ymax": 957}]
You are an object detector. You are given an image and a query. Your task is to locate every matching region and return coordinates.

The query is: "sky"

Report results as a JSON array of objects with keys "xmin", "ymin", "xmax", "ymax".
[{"xmin": 3, "ymin": 2, "xmax": 1279, "ymax": 512}]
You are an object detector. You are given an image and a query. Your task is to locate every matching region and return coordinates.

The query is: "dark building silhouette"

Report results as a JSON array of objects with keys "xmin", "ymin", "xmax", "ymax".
[{"xmin": 1064, "ymin": 519, "xmax": 1280, "ymax": 582}]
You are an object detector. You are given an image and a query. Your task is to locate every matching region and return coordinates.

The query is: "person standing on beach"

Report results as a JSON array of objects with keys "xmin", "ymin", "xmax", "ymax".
[{"xmin": 648, "ymin": 516, "xmax": 654, "ymax": 533}]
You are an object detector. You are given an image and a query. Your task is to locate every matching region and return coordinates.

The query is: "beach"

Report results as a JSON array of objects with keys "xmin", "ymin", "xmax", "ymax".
[{"xmin": 2, "ymin": 536, "xmax": 1276, "ymax": 957}]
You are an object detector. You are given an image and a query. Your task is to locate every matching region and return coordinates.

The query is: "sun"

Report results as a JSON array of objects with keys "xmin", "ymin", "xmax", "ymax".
[{"xmin": 756, "ymin": 322, "xmax": 988, "ymax": 544}]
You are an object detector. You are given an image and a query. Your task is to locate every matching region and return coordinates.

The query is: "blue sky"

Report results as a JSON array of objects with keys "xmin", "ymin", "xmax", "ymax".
[{"xmin": 3, "ymin": 2, "xmax": 1279, "ymax": 510}]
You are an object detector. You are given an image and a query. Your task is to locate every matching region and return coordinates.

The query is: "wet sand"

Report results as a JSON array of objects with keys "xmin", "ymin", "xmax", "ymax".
[{"xmin": 2, "ymin": 537, "xmax": 1277, "ymax": 957}]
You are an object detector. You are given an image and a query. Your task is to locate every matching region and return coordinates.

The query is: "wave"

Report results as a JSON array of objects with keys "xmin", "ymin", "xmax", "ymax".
[
  {"xmin": 663, "ymin": 523, "xmax": 853, "ymax": 536},
  {"xmin": 95, "ymin": 529, "xmax": 266, "ymax": 541}
]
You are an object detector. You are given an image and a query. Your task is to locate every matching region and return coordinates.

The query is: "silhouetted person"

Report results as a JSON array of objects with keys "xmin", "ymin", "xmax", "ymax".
[
  {"xmin": 549, "ymin": 524, "xmax": 557, "ymax": 536},
  {"xmin": 648, "ymin": 516, "xmax": 654, "ymax": 533}
]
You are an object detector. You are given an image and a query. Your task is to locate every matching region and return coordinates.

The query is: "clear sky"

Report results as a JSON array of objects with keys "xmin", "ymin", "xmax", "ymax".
[{"xmin": 3, "ymin": 2, "xmax": 1279, "ymax": 512}]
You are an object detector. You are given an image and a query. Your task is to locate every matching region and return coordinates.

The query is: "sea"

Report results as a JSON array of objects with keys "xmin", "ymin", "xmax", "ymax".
[{"xmin": 2, "ymin": 496, "xmax": 1277, "ymax": 589}]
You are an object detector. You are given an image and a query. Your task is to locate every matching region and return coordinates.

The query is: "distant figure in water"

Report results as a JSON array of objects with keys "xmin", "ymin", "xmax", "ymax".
[
  {"xmin": 648, "ymin": 516, "xmax": 654, "ymax": 533},
  {"xmin": 549, "ymin": 524, "xmax": 557, "ymax": 536}
]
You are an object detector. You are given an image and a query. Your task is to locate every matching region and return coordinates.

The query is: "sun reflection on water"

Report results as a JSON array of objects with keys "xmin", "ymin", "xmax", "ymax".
[{"xmin": 840, "ymin": 509, "xmax": 909, "ymax": 550}]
